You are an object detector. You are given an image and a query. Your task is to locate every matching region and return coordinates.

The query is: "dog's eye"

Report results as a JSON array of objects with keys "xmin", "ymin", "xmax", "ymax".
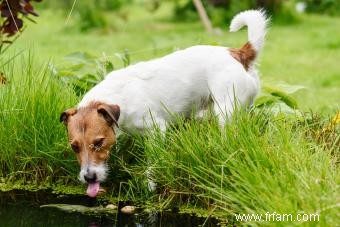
[
  {"xmin": 93, "ymin": 138, "xmax": 104, "ymax": 150},
  {"xmin": 71, "ymin": 143, "xmax": 80, "ymax": 153}
]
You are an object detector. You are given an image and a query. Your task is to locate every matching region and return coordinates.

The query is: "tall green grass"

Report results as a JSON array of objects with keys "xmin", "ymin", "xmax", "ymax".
[
  {"xmin": 0, "ymin": 55, "xmax": 338, "ymax": 225},
  {"xmin": 0, "ymin": 55, "xmax": 79, "ymax": 184},
  {"xmin": 123, "ymin": 110, "xmax": 339, "ymax": 225}
]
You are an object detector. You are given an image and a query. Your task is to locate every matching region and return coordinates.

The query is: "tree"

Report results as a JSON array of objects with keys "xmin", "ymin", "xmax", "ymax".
[{"xmin": 192, "ymin": 0, "xmax": 214, "ymax": 33}]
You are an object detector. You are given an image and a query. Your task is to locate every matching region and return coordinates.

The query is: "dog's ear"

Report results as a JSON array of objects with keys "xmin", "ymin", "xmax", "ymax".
[
  {"xmin": 97, "ymin": 104, "xmax": 120, "ymax": 127},
  {"xmin": 60, "ymin": 108, "xmax": 77, "ymax": 125}
]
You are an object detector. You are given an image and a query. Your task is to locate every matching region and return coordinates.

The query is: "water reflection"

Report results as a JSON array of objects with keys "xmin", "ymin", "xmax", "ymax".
[{"xmin": 0, "ymin": 190, "xmax": 218, "ymax": 227}]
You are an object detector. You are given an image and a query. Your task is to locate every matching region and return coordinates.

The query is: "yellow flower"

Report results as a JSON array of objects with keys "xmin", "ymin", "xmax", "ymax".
[
  {"xmin": 323, "ymin": 112, "xmax": 340, "ymax": 132},
  {"xmin": 331, "ymin": 112, "xmax": 340, "ymax": 125}
]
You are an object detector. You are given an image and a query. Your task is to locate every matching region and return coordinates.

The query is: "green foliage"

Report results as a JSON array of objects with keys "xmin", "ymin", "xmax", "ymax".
[
  {"xmin": 52, "ymin": 50, "xmax": 130, "ymax": 96},
  {"xmin": 173, "ymin": 0, "xmax": 198, "ymax": 22},
  {"xmin": 98, "ymin": 0, "xmax": 131, "ymax": 11},
  {"xmin": 1, "ymin": 4, "xmax": 337, "ymax": 112},
  {"xmin": 51, "ymin": 52, "xmax": 112, "ymax": 96},
  {"xmin": 305, "ymin": 0, "xmax": 340, "ymax": 16},
  {"xmin": 255, "ymin": 82, "xmax": 305, "ymax": 114},
  {"xmin": 126, "ymin": 109, "xmax": 339, "ymax": 225},
  {"xmin": 209, "ymin": 0, "xmax": 255, "ymax": 25},
  {"xmin": 38, "ymin": 0, "xmax": 131, "ymax": 11},
  {"xmin": 0, "ymin": 54, "xmax": 79, "ymax": 184},
  {"xmin": 77, "ymin": 2, "xmax": 108, "ymax": 32},
  {"xmin": 172, "ymin": 0, "xmax": 298, "ymax": 26}
]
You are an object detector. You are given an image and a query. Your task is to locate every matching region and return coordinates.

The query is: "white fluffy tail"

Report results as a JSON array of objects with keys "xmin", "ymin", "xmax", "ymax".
[{"xmin": 229, "ymin": 10, "xmax": 269, "ymax": 53}]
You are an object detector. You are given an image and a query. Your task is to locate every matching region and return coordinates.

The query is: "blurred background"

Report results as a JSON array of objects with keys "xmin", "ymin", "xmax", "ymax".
[{"xmin": 1, "ymin": 0, "xmax": 339, "ymax": 112}]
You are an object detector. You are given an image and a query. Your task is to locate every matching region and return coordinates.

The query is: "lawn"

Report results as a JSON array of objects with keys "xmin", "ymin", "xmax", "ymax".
[
  {"xmin": 3, "ymin": 5, "xmax": 340, "ymax": 112},
  {"xmin": 0, "ymin": 3, "xmax": 339, "ymax": 226}
]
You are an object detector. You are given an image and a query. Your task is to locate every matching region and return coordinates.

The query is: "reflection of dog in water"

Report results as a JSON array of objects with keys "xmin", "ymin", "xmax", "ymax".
[{"xmin": 60, "ymin": 10, "xmax": 269, "ymax": 197}]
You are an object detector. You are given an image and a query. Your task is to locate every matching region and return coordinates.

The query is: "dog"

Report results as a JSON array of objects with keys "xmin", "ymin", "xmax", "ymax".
[{"xmin": 60, "ymin": 10, "xmax": 269, "ymax": 197}]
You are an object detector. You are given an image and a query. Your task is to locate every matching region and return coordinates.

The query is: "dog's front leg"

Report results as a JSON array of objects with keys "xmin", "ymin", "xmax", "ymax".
[
  {"xmin": 145, "ymin": 117, "xmax": 167, "ymax": 192},
  {"xmin": 147, "ymin": 165, "xmax": 157, "ymax": 192}
]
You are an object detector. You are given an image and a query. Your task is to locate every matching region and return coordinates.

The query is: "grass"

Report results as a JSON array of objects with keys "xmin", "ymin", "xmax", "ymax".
[
  {"xmin": 3, "ymin": 4, "xmax": 340, "ymax": 113},
  {"xmin": 0, "ymin": 55, "xmax": 79, "ymax": 184},
  {"xmin": 0, "ymin": 3, "xmax": 339, "ymax": 226},
  {"xmin": 126, "ymin": 110, "xmax": 339, "ymax": 226}
]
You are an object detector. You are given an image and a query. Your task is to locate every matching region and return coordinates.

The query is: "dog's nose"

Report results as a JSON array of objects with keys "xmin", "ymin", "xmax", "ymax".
[{"xmin": 84, "ymin": 172, "xmax": 97, "ymax": 183}]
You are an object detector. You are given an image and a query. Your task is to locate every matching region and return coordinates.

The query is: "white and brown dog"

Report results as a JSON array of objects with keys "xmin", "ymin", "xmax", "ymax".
[{"xmin": 60, "ymin": 10, "xmax": 269, "ymax": 197}]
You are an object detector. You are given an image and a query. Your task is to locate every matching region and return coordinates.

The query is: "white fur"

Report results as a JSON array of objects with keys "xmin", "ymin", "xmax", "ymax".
[
  {"xmin": 79, "ymin": 163, "xmax": 108, "ymax": 183},
  {"xmin": 230, "ymin": 9, "xmax": 269, "ymax": 52},
  {"xmin": 78, "ymin": 10, "xmax": 268, "ymax": 131}
]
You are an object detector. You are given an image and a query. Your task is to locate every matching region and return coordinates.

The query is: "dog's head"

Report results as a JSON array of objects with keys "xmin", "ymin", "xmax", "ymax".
[{"xmin": 60, "ymin": 102, "xmax": 120, "ymax": 197}]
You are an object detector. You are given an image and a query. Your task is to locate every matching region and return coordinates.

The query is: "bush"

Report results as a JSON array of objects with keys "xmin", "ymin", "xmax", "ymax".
[
  {"xmin": 76, "ymin": 1, "xmax": 108, "ymax": 32},
  {"xmin": 38, "ymin": 0, "xmax": 131, "ymax": 11},
  {"xmin": 173, "ymin": 0, "xmax": 297, "ymax": 26},
  {"xmin": 304, "ymin": 0, "xmax": 340, "ymax": 16},
  {"xmin": 98, "ymin": 0, "xmax": 132, "ymax": 11}
]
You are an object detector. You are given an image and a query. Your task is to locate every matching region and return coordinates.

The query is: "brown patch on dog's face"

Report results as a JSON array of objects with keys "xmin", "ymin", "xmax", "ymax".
[
  {"xmin": 229, "ymin": 42, "xmax": 256, "ymax": 71},
  {"xmin": 60, "ymin": 102, "xmax": 120, "ymax": 183}
]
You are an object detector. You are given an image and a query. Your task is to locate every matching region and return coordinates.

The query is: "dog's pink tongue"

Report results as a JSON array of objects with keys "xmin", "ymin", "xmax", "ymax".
[{"xmin": 86, "ymin": 182, "xmax": 100, "ymax": 197}]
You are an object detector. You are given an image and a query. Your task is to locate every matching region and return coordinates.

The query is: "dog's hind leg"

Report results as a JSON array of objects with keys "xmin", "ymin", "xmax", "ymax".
[
  {"xmin": 213, "ymin": 99, "xmax": 235, "ymax": 127},
  {"xmin": 209, "ymin": 83, "xmax": 238, "ymax": 127}
]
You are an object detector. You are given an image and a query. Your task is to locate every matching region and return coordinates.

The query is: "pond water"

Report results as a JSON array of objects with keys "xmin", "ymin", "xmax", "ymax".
[{"xmin": 0, "ymin": 190, "xmax": 219, "ymax": 227}]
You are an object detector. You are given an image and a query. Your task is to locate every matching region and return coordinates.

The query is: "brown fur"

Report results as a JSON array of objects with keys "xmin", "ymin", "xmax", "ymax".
[
  {"xmin": 62, "ymin": 102, "xmax": 119, "ymax": 167},
  {"xmin": 229, "ymin": 42, "xmax": 256, "ymax": 71}
]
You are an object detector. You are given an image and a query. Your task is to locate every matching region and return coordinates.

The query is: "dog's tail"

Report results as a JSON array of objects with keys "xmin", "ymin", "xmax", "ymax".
[
  {"xmin": 230, "ymin": 9, "xmax": 269, "ymax": 53},
  {"xmin": 229, "ymin": 10, "xmax": 269, "ymax": 71}
]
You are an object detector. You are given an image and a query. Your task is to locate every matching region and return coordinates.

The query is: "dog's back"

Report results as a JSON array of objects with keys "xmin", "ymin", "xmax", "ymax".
[{"xmin": 78, "ymin": 10, "xmax": 269, "ymax": 129}]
